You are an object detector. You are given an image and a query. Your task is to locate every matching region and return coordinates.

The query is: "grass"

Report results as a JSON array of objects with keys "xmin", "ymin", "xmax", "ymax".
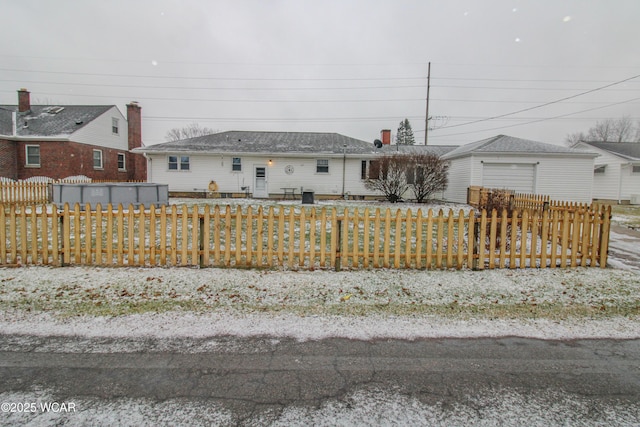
[
  {"xmin": 1, "ymin": 267, "xmax": 638, "ymax": 320},
  {"xmin": 611, "ymin": 204, "xmax": 640, "ymax": 229}
]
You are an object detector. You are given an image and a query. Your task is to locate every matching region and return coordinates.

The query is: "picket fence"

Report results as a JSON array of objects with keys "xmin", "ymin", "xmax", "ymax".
[{"xmin": 0, "ymin": 203, "xmax": 611, "ymax": 270}]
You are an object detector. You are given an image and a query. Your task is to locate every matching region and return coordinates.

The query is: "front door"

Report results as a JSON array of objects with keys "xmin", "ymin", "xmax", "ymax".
[{"xmin": 254, "ymin": 166, "xmax": 268, "ymax": 198}]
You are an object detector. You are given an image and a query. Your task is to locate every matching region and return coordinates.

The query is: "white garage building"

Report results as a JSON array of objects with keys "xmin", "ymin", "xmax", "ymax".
[{"xmin": 441, "ymin": 135, "xmax": 598, "ymax": 204}]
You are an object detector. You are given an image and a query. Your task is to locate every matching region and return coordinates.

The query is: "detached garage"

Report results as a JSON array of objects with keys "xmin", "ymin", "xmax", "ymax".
[{"xmin": 442, "ymin": 135, "xmax": 598, "ymax": 204}]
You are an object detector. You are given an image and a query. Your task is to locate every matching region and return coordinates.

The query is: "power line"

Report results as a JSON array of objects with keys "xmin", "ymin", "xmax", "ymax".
[
  {"xmin": 0, "ymin": 68, "xmax": 425, "ymax": 82},
  {"xmin": 0, "ymin": 79, "xmax": 425, "ymax": 92},
  {"xmin": 437, "ymin": 74, "xmax": 640, "ymax": 130},
  {"xmin": 432, "ymin": 96, "xmax": 640, "ymax": 138}
]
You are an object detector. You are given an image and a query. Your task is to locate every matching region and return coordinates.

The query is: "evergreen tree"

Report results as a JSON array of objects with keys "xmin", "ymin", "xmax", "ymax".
[{"xmin": 396, "ymin": 118, "xmax": 416, "ymax": 145}]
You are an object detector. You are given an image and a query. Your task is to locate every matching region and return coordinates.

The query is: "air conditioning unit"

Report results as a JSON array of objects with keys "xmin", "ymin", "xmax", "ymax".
[{"xmin": 630, "ymin": 194, "xmax": 640, "ymax": 205}]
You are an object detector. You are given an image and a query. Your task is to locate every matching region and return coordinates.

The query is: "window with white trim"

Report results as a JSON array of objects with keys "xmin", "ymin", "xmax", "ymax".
[
  {"xmin": 316, "ymin": 159, "xmax": 329, "ymax": 173},
  {"xmin": 632, "ymin": 165, "xmax": 640, "ymax": 173},
  {"xmin": 168, "ymin": 155, "xmax": 190, "ymax": 171},
  {"xmin": 117, "ymin": 153, "xmax": 126, "ymax": 171},
  {"xmin": 25, "ymin": 145, "xmax": 40, "ymax": 167},
  {"xmin": 112, "ymin": 118, "xmax": 119, "ymax": 134},
  {"xmin": 93, "ymin": 150, "xmax": 103, "ymax": 169},
  {"xmin": 594, "ymin": 166, "xmax": 606, "ymax": 174},
  {"xmin": 232, "ymin": 157, "xmax": 242, "ymax": 171}
]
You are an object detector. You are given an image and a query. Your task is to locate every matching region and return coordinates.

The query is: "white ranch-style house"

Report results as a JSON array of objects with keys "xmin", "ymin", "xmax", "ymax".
[
  {"xmin": 135, "ymin": 131, "xmax": 599, "ymax": 203},
  {"xmin": 135, "ymin": 130, "xmax": 452, "ymax": 200},
  {"xmin": 572, "ymin": 141, "xmax": 640, "ymax": 204}
]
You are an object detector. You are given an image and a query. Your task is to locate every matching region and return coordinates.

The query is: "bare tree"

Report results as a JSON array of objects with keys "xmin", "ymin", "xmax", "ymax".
[
  {"xmin": 566, "ymin": 116, "xmax": 638, "ymax": 144},
  {"xmin": 565, "ymin": 131, "xmax": 587, "ymax": 147},
  {"xmin": 165, "ymin": 123, "xmax": 218, "ymax": 141},
  {"xmin": 364, "ymin": 154, "xmax": 411, "ymax": 202},
  {"xmin": 405, "ymin": 153, "xmax": 449, "ymax": 203}
]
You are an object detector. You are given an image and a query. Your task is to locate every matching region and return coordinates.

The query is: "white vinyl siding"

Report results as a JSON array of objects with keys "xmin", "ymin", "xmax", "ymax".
[
  {"xmin": 443, "ymin": 154, "xmax": 594, "ymax": 204},
  {"xmin": 574, "ymin": 142, "xmax": 638, "ymax": 202},
  {"xmin": 147, "ymin": 154, "xmax": 382, "ymax": 195},
  {"xmin": 72, "ymin": 106, "xmax": 128, "ymax": 150},
  {"xmin": 443, "ymin": 157, "xmax": 472, "ymax": 203}
]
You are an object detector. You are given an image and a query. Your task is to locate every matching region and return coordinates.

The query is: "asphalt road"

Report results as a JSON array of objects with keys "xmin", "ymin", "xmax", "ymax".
[{"xmin": 0, "ymin": 336, "xmax": 639, "ymax": 426}]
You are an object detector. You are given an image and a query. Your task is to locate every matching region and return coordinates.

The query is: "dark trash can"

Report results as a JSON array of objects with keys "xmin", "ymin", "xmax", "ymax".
[{"xmin": 302, "ymin": 191, "xmax": 315, "ymax": 204}]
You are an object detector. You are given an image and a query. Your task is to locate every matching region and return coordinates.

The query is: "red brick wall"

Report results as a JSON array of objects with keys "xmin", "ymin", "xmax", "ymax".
[
  {"xmin": 15, "ymin": 140, "xmax": 131, "ymax": 181},
  {"xmin": 0, "ymin": 139, "xmax": 18, "ymax": 180},
  {"xmin": 126, "ymin": 102, "xmax": 147, "ymax": 181}
]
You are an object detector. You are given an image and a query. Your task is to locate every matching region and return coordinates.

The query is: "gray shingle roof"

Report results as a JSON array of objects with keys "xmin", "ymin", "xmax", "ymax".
[
  {"xmin": 137, "ymin": 131, "xmax": 378, "ymax": 155},
  {"xmin": 378, "ymin": 144, "xmax": 459, "ymax": 157},
  {"xmin": 137, "ymin": 130, "xmax": 461, "ymax": 157},
  {"xmin": 442, "ymin": 134, "xmax": 597, "ymax": 160},
  {"xmin": 0, "ymin": 105, "xmax": 113, "ymax": 137},
  {"xmin": 577, "ymin": 141, "xmax": 640, "ymax": 161}
]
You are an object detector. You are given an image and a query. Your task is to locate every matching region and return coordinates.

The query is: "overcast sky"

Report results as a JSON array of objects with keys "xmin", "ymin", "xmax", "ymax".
[{"xmin": 1, "ymin": 0, "xmax": 639, "ymax": 147}]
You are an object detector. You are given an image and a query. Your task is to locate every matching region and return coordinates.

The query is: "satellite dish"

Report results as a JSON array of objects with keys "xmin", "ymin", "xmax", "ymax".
[{"xmin": 374, "ymin": 139, "xmax": 383, "ymax": 148}]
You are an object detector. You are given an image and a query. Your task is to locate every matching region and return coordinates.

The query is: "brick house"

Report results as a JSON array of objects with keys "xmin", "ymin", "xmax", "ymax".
[{"xmin": 0, "ymin": 89, "xmax": 146, "ymax": 181}]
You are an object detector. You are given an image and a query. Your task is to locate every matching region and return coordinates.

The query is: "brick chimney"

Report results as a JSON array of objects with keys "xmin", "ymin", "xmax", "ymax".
[
  {"xmin": 126, "ymin": 101, "xmax": 147, "ymax": 181},
  {"xmin": 381, "ymin": 129, "xmax": 391, "ymax": 145},
  {"xmin": 18, "ymin": 88, "xmax": 31, "ymax": 113}
]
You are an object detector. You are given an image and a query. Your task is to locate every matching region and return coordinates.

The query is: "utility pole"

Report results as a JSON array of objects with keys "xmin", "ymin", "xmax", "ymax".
[{"xmin": 424, "ymin": 62, "xmax": 431, "ymax": 145}]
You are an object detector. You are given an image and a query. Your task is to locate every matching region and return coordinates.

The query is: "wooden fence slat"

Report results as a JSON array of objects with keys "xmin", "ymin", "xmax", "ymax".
[
  {"xmin": 435, "ymin": 210, "xmax": 444, "ymax": 269},
  {"xmin": 466, "ymin": 210, "xmax": 474, "ymax": 269},
  {"xmin": 362, "ymin": 208, "xmax": 370, "ymax": 268},
  {"xmin": 373, "ymin": 208, "xmax": 381, "ymax": 268},
  {"xmin": 309, "ymin": 208, "xmax": 316, "ymax": 270},
  {"xmin": 191, "ymin": 206, "xmax": 198, "ymax": 266},
  {"xmin": 520, "ymin": 210, "xmax": 529, "ymax": 268},
  {"xmin": 599, "ymin": 206, "xmax": 611, "ymax": 268},
  {"xmin": 488, "ymin": 209, "xmax": 498, "ymax": 269},
  {"xmin": 159, "ymin": 205, "xmax": 167, "ymax": 265},
  {"xmin": 530, "ymin": 211, "xmax": 539, "ymax": 268},
  {"xmin": 500, "ymin": 209, "xmax": 509, "ymax": 269},
  {"xmin": 394, "ymin": 209, "xmax": 402, "ymax": 269},
  {"xmin": 415, "ymin": 209, "xmax": 423, "ymax": 269},
  {"xmin": 456, "ymin": 210, "xmax": 465, "ymax": 269},
  {"xmin": 426, "ymin": 209, "xmax": 433, "ymax": 269},
  {"xmin": 256, "ymin": 206, "xmax": 263, "ymax": 267},
  {"xmin": 404, "ymin": 209, "xmax": 412, "ymax": 268},
  {"xmin": 298, "ymin": 208, "xmax": 305, "ymax": 267},
  {"xmin": 288, "ymin": 208, "xmax": 296, "ymax": 268},
  {"xmin": 560, "ymin": 210, "xmax": 570, "ymax": 268},
  {"xmin": 383, "ymin": 209, "xmax": 391, "ymax": 268}
]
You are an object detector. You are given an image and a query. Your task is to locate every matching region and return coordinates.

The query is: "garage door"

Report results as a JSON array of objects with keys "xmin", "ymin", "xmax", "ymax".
[{"xmin": 482, "ymin": 163, "xmax": 535, "ymax": 193}]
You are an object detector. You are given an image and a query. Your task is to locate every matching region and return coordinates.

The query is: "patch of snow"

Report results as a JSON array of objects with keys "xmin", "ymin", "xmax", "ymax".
[{"xmin": 1, "ymin": 386, "xmax": 637, "ymax": 426}]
